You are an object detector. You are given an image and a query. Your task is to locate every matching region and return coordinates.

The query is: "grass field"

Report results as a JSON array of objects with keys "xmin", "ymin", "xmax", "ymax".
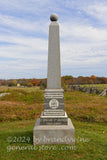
[{"xmin": 0, "ymin": 87, "xmax": 107, "ymax": 160}]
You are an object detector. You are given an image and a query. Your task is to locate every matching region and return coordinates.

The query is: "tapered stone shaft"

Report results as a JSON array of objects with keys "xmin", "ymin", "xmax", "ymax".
[{"xmin": 47, "ymin": 16, "xmax": 61, "ymax": 89}]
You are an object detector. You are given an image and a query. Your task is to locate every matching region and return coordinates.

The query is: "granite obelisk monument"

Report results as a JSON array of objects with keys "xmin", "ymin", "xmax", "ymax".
[{"xmin": 33, "ymin": 14, "xmax": 75, "ymax": 145}]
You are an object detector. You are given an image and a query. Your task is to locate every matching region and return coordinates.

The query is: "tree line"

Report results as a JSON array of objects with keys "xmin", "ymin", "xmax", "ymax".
[{"xmin": 0, "ymin": 75, "xmax": 107, "ymax": 88}]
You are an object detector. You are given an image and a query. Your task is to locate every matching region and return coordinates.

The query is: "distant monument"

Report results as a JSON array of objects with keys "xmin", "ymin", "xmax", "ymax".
[{"xmin": 33, "ymin": 14, "xmax": 75, "ymax": 145}]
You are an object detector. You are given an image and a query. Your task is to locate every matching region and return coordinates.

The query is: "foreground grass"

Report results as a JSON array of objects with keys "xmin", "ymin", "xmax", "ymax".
[
  {"xmin": 0, "ymin": 87, "xmax": 107, "ymax": 159},
  {"xmin": 0, "ymin": 120, "xmax": 106, "ymax": 160}
]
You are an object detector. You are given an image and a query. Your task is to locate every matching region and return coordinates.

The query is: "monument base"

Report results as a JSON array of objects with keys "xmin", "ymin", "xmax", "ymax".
[{"xmin": 33, "ymin": 118, "xmax": 75, "ymax": 145}]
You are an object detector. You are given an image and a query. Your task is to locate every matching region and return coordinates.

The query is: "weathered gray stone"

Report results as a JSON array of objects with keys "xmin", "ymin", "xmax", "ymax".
[
  {"xmin": 82, "ymin": 86, "xmax": 87, "ymax": 92},
  {"xmin": 40, "ymin": 112, "xmax": 68, "ymax": 125},
  {"xmin": 33, "ymin": 118, "xmax": 75, "ymax": 145},
  {"xmin": 75, "ymin": 85, "xmax": 80, "ymax": 91},
  {"xmin": 91, "ymin": 87, "xmax": 97, "ymax": 94},
  {"xmin": 41, "ymin": 15, "xmax": 66, "ymax": 125},
  {"xmin": 50, "ymin": 13, "xmax": 58, "ymax": 21},
  {"xmin": 47, "ymin": 21, "xmax": 61, "ymax": 89},
  {"xmin": 43, "ymin": 109, "xmax": 65, "ymax": 116},
  {"xmin": 86, "ymin": 88, "xmax": 91, "ymax": 94},
  {"xmin": 44, "ymin": 89, "xmax": 64, "ymax": 110},
  {"xmin": 99, "ymin": 89, "xmax": 107, "ymax": 96},
  {"xmin": 0, "ymin": 93, "xmax": 10, "ymax": 97}
]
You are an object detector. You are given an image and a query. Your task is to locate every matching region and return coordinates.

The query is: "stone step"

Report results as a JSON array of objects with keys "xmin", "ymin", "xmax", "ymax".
[{"xmin": 43, "ymin": 109, "xmax": 65, "ymax": 116}]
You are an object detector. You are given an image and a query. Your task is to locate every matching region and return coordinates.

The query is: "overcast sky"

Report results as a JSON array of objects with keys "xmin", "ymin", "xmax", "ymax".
[{"xmin": 0, "ymin": 0, "xmax": 107, "ymax": 79}]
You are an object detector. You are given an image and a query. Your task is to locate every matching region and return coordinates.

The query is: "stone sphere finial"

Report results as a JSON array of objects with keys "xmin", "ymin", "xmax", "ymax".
[{"xmin": 50, "ymin": 13, "xmax": 58, "ymax": 22}]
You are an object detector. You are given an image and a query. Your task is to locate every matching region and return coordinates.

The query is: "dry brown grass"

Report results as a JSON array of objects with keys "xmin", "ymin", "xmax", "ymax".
[
  {"xmin": 0, "ymin": 101, "xmax": 43, "ymax": 122},
  {"xmin": 65, "ymin": 91, "xmax": 107, "ymax": 122},
  {"xmin": 0, "ymin": 88, "xmax": 107, "ymax": 123}
]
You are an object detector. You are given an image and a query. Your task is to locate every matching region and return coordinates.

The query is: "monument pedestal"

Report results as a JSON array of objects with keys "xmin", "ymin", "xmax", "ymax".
[
  {"xmin": 41, "ymin": 89, "xmax": 68, "ymax": 125},
  {"xmin": 33, "ymin": 118, "xmax": 75, "ymax": 145}
]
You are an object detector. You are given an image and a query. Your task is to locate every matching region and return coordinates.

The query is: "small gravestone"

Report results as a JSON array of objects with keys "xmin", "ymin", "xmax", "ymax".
[{"xmin": 33, "ymin": 14, "xmax": 75, "ymax": 145}]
